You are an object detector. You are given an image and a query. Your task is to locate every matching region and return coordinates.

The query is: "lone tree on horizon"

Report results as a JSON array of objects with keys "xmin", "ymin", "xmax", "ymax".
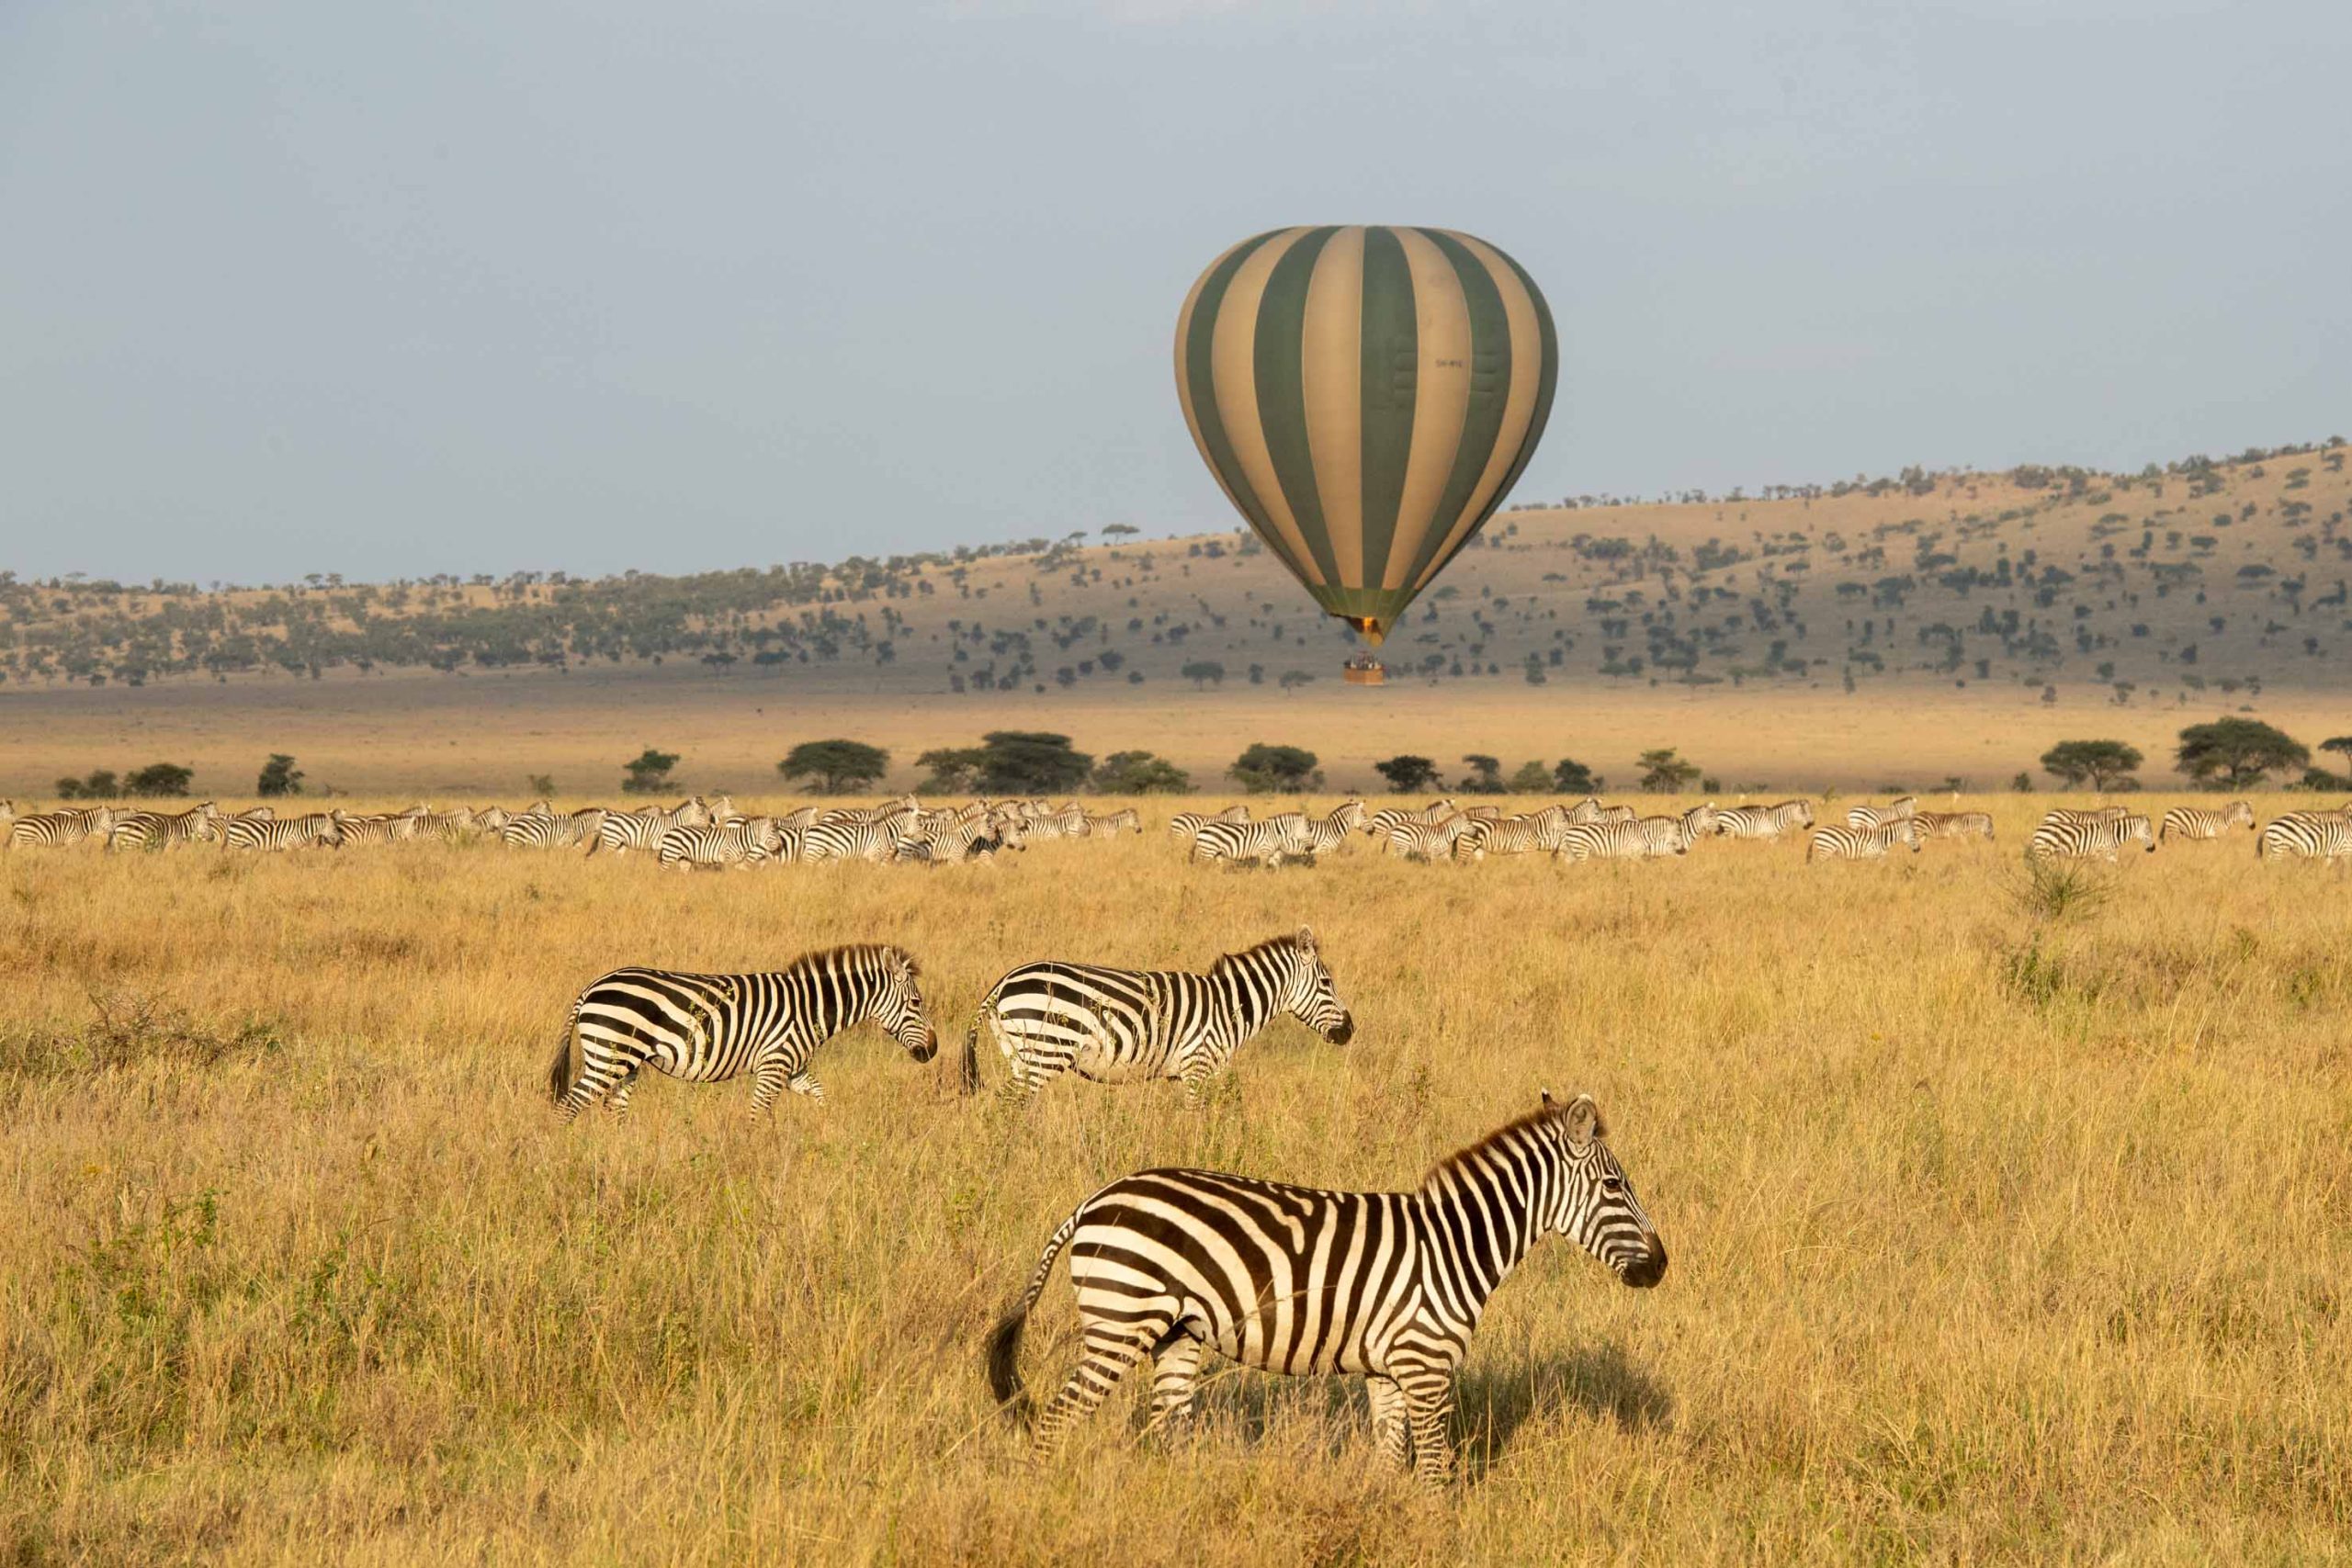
[
  {"xmin": 780, "ymin": 739, "xmax": 890, "ymax": 794},
  {"xmin": 2039, "ymin": 739, "xmax": 2143, "ymax": 792},
  {"xmin": 2174, "ymin": 718, "xmax": 2307, "ymax": 790},
  {"xmin": 621, "ymin": 748, "xmax": 681, "ymax": 795},
  {"xmin": 1636, "ymin": 748, "xmax": 1701, "ymax": 794}
]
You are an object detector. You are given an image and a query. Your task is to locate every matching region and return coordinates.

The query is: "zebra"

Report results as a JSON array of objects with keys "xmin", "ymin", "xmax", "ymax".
[
  {"xmin": 502, "ymin": 809, "xmax": 605, "ymax": 850},
  {"xmin": 409, "ymin": 809, "xmax": 481, "ymax": 842},
  {"xmin": 1845, "ymin": 795, "xmax": 1919, "ymax": 829},
  {"xmin": 984, "ymin": 1091, "xmax": 1665, "ymax": 1483},
  {"xmin": 801, "ymin": 816, "xmax": 919, "ymax": 863},
  {"xmin": 224, "ymin": 811, "xmax": 347, "ymax": 852},
  {"xmin": 1363, "ymin": 798, "xmax": 1460, "ymax": 839},
  {"xmin": 2041, "ymin": 806, "xmax": 2130, "ymax": 826},
  {"xmin": 6, "ymin": 807, "xmax": 119, "ymax": 850},
  {"xmin": 1455, "ymin": 806, "xmax": 1573, "ymax": 861},
  {"xmin": 106, "ymin": 803, "xmax": 221, "ymax": 852},
  {"xmin": 901, "ymin": 812, "xmax": 1026, "ymax": 865},
  {"xmin": 1293, "ymin": 799, "xmax": 1367, "ymax": 856},
  {"xmin": 334, "ymin": 809, "xmax": 429, "ymax": 847},
  {"xmin": 1634, "ymin": 814, "xmax": 1699, "ymax": 858},
  {"xmin": 960, "ymin": 927, "xmax": 1352, "ymax": 1102},
  {"xmin": 1913, "ymin": 810, "xmax": 1995, "ymax": 842},
  {"xmin": 548, "ymin": 944, "xmax": 935, "ymax": 1118},
  {"xmin": 2256, "ymin": 813, "xmax": 2352, "ymax": 863},
  {"xmin": 1168, "ymin": 806, "xmax": 1250, "ymax": 840},
  {"xmin": 1077, "ymin": 808, "xmax": 1142, "ymax": 837},
  {"xmin": 1554, "ymin": 820, "xmax": 1662, "ymax": 863},
  {"xmin": 590, "ymin": 804, "xmax": 691, "ymax": 857},
  {"xmin": 1806, "ymin": 818, "xmax": 1927, "ymax": 863},
  {"xmin": 2025, "ymin": 812, "xmax": 2154, "ymax": 862},
  {"xmin": 1714, "ymin": 800, "xmax": 1815, "ymax": 840},
  {"xmin": 1015, "ymin": 805, "xmax": 1088, "ymax": 843},
  {"xmin": 1190, "ymin": 818, "xmax": 1312, "ymax": 869},
  {"xmin": 1381, "ymin": 812, "xmax": 1478, "ymax": 863},
  {"xmin": 656, "ymin": 818, "xmax": 782, "ymax": 869},
  {"xmin": 2158, "ymin": 801, "xmax": 2256, "ymax": 844}
]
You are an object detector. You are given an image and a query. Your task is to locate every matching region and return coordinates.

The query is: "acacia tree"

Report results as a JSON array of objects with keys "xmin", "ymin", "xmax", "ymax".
[
  {"xmin": 780, "ymin": 739, "xmax": 889, "ymax": 794},
  {"xmin": 1091, "ymin": 750, "xmax": 1192, "ymax": 794},
  {"xmin": 1459, "ymin": 755, "xmax": 1506, "ymax": 794},
  {"xmin": 1180, "ymin": 660, "xmax": 1227, "ymax": 690},
  {"xmin": 621, "ymin": 748, "xmax": 680, "ymax": 795},
  {"xmin": 1374, "ymin": 755, "xmax": 1440, "ymax": 794},
  {"xmin": 2321, "ymin": 735, "xmax": 2352, "ymax": 783},
  {"xmin": 1636, "ymin": 748, "xmax": 1700, "ymax": 793},
  {"xmin": 2039, "ymin": 739, "xmax": 2143, "ymax": 791},
  {"xmin": 257, "ymin": 754, "xmax": 304, "ymax": 797},
  {"xmin": 2175, "ymin": 718, "xmax": 2307, "ymax": 789},
  {"xmin": 1554, "ymin": 758, "xmax": 1600, "ymax": 795},
  {"xmin": 1228, "ymin": 743, "xmax": 1320, "ymax": 794}
]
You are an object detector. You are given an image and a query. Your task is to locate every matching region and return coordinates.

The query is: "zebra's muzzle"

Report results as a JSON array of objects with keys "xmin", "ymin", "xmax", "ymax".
[
  {"xmin": 906, "ymin": 1029, "xmax": 938, "ymax": 1063},
  {"xmin": 1621, "ymin": 1236, "xmax": 1668, "ymax": 1289},
  {"xmin": 1325, "ymin": 1014, "xmax": 1355, "ymax": 1046}
]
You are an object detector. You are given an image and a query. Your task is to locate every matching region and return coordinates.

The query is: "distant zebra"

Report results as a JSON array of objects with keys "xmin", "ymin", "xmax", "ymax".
[
  {"xmin": 961, "ymin": 927, "xmax": 1352, "ymax": 1101},
  {"xmin": 548, "ymin": 945, "xmax": 935, "ymax": 1118},
  {"xmin": 1845, "ymin": 795, "xmax": 1919, "ymax": 829},
  {"xmin": 902, "ymin": 812, "xmax": 1024, "ymax": 865},
  {"xmin": 656, "ymin": 818, "xmax": 782, "ymax": 869},
  {"xmin": 1457, "ymin": 805, "xmax": 1571, "ymax": 860},
  {"xmin": 2026, "ymin": 812, "xmax": 2154, "ymax": 862},
  {"xmin": 107, "ymin": 804, "xmax": 221, "ymax": 852},
  {"xmin": 503, "ymin": 808, "xmax": 606, "ymax": 850},
  {"xmin": 1364, "ymin": 798, "xmax": 1460, "ymax": 839},
  {"xmin": 6, "ymin": 807, "xmax": 118, "ymax": 850},
  {"xmin": 1715, "ymin": 800, "xmax": 1815, "ymax": 840},
  {"xmin": 1554, "ymin": 820, "xmax": 1661, "ymax": 863},
  {"xmin": 2041, "ymin": 806, "xmax": 2130, "ymax": 827},
  {"xmin": 1190, "ymin": 818, "xmax": 1311, "ymax": 869},
  {"xmin": 1806, "ymin": 818, "xmax": 1926, "ymax": 863},
  {"xmin": 1914, "ymin": 810, "xmax": 1996, "ymax": 842},
  {"xmin": 224, "ymin": 812, "xmax": 346, "ymax": 852},
  {"xmin": 2158, "ymin": 801, "xmax": 2255, "ymax": 844},
  {"xmin": 2256, "ymin": 813, "xmax": 2352, "ymax": 863},
  {"xmin": 409, "ymin": 809, "xmax": 481, "ymax": 841},
  {"xmin": 335, "ymin": 809, "xmax": 428, "ymax": 847},
  {"xmin": 984, "ymin": 1092, "xmax": 1665, "ymax": 1483},
  {"xmin": 1167, "ymin": 807, "xmax": 1249, "ymax": 840},
  {"xmin": 1078, "ymin": 808, "xmax": 1142, "ymax": 837},
  {"xmin": 801, "ymin": 817, "xmax": 918, "ymax": 863},
  {"xmin": 589, "ymin": 804, "xmax": 693, "ymax": 857}
]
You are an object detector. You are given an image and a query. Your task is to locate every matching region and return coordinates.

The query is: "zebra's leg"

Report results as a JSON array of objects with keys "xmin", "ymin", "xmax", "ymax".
[
  {"xmin": 604, "ymin": 1064, "xmax": 639, "ymax": 1119},
  {"xmin": 786, "ymin": 1071, "xmax": 825, "ymax": 1103},
  {"xmin": 557, "ymin": 1043, "xmax": 632, "ymax": 1122},
  {"xmin": 1365, "ymin": 1374, "xmax": 1411, "ymax": 1471},
  {"xmin": 1142, "ymin": 1329, "xmax": 1205, "ymax": 1437},
  {"xmin": 1398, "ymin": 1367, "xmax": 1457, "ymax": 1486},
  {"xmin": 1179, "ymin": 1059, "xmax": 1220, "ymax": 1109},
  {"xmin": 749, "ymin": 1063, "xmax": 788, "ymax": 1118},
  {"xmin": 1031, "ymin": 1319, "xmax": 1161, "ymax": 1461}
]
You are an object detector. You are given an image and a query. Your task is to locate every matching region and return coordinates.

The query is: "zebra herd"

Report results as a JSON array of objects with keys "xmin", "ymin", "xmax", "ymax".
[
  {"xmin": 0, "ymin": 794, "xmax": 1141, "ymax": 868},
  {"xmin": 542, "ymin": 928, "xmax": 1663, "ymax": 1484}
]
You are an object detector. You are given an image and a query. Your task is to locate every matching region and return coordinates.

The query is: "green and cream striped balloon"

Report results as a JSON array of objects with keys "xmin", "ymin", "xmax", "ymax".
[{"xmin": 1174, "ymin": 225, "xmax": 1558, "ymax": 648}]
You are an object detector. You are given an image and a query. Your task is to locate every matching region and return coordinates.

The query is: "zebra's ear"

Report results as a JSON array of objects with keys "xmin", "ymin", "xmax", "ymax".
[
  {"xmin": 1295, "ymin": 926, "xmax": 1317, "ymax": 953},
  {"xmin": 1564, "ymin": 1094, "xmax": 1602, "ymax": 1143}
]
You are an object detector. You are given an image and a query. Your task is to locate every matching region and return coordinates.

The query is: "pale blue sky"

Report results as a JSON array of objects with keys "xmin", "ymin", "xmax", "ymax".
[{"xmin": 3, "ymin": 0, "xmax": 2345, "ymax": 584}]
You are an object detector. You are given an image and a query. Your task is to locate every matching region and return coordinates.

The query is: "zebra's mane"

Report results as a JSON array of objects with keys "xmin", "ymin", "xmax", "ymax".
[
  {"xmin": 1211, "ymin": 931, "xmax": 1306, "ymax": 973},
  {"xmin": 792, "ymin": 942, "xmax": 920, "ymax": 980},
  {"xmin": 1418, "ymin": 1100, "xmax": 1601, "ymax": 1194}
]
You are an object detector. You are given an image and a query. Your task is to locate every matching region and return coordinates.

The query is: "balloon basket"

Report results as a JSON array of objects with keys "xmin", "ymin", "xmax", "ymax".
[{"xmin": 1342, "ymin": 660, "xmax": 1387, "ymax": 687}]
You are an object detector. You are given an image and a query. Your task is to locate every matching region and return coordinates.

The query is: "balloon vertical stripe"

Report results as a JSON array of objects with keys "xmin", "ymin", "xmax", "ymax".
[{"xmin": 1174, "ymin": 225, "xmax": 1556, "ymax": 646}]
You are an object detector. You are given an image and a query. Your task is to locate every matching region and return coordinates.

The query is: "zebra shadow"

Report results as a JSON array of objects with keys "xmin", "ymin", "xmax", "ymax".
[{"xmin": 1186, "ymin": 1338, "xmax": 1670, "ymax": 1481}]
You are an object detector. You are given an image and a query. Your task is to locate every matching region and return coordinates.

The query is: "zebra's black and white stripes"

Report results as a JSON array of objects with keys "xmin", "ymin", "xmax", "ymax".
[
  {"xmin": 960, "ymin": 928, "xmax": 1352, "ymax": 1101},
  {"xmin": 2159, "ymin": 802, "xmax": 2255, "ymax": 843},
  {"xmin": 548, "ymin": 945, "xmax": 934, "ymax": 1117},
  {"xmin": 2026, "ymin": 812, "xmax": 2154, "ymax": 861},
  {"xmin": 1807, "ymin": 818, "xmax": 1925, "ymax": 863},
  {"xmin": 2256, "ymin": 809, "xmax": 2352, "ymax": 862},
  {"xmin": 984, "ymin": 1092, "xmax": 1665, "ymax": 1483}
]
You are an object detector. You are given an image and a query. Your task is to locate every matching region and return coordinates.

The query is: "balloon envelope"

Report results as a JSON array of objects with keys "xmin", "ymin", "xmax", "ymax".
[{"xmin": 1174, "ymin": 225, "xmax": 1558, "ymax": 647}]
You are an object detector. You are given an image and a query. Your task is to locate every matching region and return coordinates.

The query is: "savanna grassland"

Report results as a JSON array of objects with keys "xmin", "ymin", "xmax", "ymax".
[{"xmin": 5, "ymin": 795, "xmax": 2348, "ymax": 1565}]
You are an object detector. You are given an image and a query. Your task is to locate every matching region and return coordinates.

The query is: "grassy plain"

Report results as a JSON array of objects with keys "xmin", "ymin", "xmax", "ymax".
[{"xmin": 4, "ymin": 794, "xmax": 2348, "ymax": 1564}]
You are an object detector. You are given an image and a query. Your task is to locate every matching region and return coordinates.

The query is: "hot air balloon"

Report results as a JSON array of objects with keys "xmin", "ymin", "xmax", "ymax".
[{"xmin": 1173, "ymin": 226, "xmax": 1558, "ymax": 681}]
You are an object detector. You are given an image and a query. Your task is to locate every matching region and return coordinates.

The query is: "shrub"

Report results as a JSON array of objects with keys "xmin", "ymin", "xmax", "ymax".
[
  {"xmin": 1459, "ymin": 756, "xmax": 1506, "ymax": 794},
  {"xmin": 124, "ymin": 762, "xmax": 194, "ymax": 798},
  {"xmin": 976, "ymin": 732, "xmax": 1092, "ymax": 794},
  {"xmin": 621, "ymin": 749, "xmax": 681, "ymax": 795},
  {"xmin": 1228, "ymin": 744, "xmax": 1321, "ymax": 794},
  {"xmin": 1636, "ymin": 749, "xmax": 1701, "ymax": 793},
  {"xmin": 1507, "ymin": 761, "xmax": 1553, "ymax": 792},
  {"xmin": 1091, "ymin": 750, "xmax": 1192, "ymax": 795},
  {"xmin": 1554, "ymin": 758, "xmax": 1600, "ymax": 794},
  {"xmin": 257, "ymin": 755, "xmax": 304, "ymax": 798},
  {"xmin": 1374, "ymin": 755, "xmax": 1441, "ymax": 794}
]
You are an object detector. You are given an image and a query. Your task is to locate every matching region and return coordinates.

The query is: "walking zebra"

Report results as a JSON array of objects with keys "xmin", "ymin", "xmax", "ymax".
[
  {"xmin": 1455, "ymin": 805, "xmax": 1572, "ymax": 861},
  {"xmin": 901, "ymin": 811, "xmax": 1024, "ymax": 865},
  {"xmin": 2041, "ymin": 806, "xmax": 2130, "ymax": 827},
  {"xmin": 960, "ymin": 928, "xmax": 1352, "ymax": 1101},
  {"xmin": 503, "ymin": 808, "xmax": 607, "ymax": 850},
  {"xmin": 2256, "ymin": 812, "xmax": 2352, "ymax": 862},
  {"xmin": 2026, "ymin": 812, "xmax": 2154, "ymax": 862},
  {"xmin": 1168, "ymin": 806, "xmax": 1250, "ymax": 840},
  {"xmin": 1381, "ymin": 812, "xmax": 1478, "ymax": 863},
  {"xmin": 1633, "ymin": 814, "xmax": 1700, "ymax": 858},
  {"xmin": 1553, "ymin": 820, "xmax": 1660, "ymax": 863},
  {"xmin": 1364, "ymin": 798, "xmax": 1460, "ymax": 839},
  {"xmin": 589, "ymin": 801, "xmax": 704, "ymax": 857},
  {"xmin": 1913, "ymin": 810, "xmax": 1995, "ymax": 842},
  {"xmin": 2158, "ymin": 801, "xmax": 2256, "ymax": 844},
  {"xmin": 656, "ymin": 818, "xmax": 782, "ymax": 869},
  {"xmin": 1806, "ymin": 818, "xmax": 1926, "ymax": 863},
  {"xmin": 548, "ymin": 944, "xmax": 935, "ymax": 1118},
  {"xmin": 107, "ymin": 803, "xmax": 221, "ymax": 852},
  {"xmin": 224, "ymin": 812, "xmax": 347, "ymax": 852},
  {"xmin": 800, "ymin": 816, "xmax": 919, "ymax": 863},
  {"xmin": 1714, "ymin": 800, "xmax": 1815, "ymax": 840},
  {"xmin": 7, "ymin": 807, "xmax": 119, "ymax": 850},
  {"xmin": 984, "ymin": 1091, "xmax": 1665, "ymax": 1483},
  {"xmin": 1190, "ymin": 818, "xmax": 1312, "ymax": 869},
  {"xmin": 1845, "ymin": 795, "xmax": 1918, "ymax": 829},
  {"xmin": 1078, "ymin": 808, "xmax": 1142, "ymax": 837}
]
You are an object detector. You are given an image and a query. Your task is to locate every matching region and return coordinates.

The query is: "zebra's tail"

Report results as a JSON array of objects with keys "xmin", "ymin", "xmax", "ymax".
[
  {"xmin": 959, "ymin": 1020, "xmax": 981, "ymax": 1095},
  {"xmin": 987, "ymin": 1203, "xmax": 1084, "ymax": 1427},
  {"xmin": 547, "ymin": 1002, "xmax": 581, "ymax": 1106}
]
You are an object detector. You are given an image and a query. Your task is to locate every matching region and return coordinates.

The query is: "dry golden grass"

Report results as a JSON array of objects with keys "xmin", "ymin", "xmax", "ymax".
[{"xmin": 5, "ymin": 795, "xmax": 2348, "ymax": 1564}]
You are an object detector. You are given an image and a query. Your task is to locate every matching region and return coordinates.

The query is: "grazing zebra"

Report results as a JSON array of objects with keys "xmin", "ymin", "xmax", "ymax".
[
  {"xmin": 1845, "ymin": 795, "xmax": 1919, "ymax": 829},
  {"xmin": 1382, "ymin": 812, "xmax": 1478, "ymax": 863},
  {"xmin": 985, "ymin": 1091, "xmax": 1665, "ymax": 1483},
  {"xmin": 2256, "ymin": 813, "xmax": 2352, "ymax": 863},
  {"xmin": 1913, "ymin": 810, "xmax": 1996, "ymax": 842},
  {"xmin": 656, "ymin": 818, "xmax": 783, "ymax": 869},
  {"xmin": 107, "ymin": 803, "xmax": 221, "ymax": 852},
  {"xmin": 1714, "ymin": 800, "xmax": 1815, "ymax": 840},
  {"xmin": 7, "ymin": 807, "xmax": 119, "ymax": 850},
  {"xmin": 1806, "ymin": 818, "xmax": 1926, "ymax": 863},
  {"xmin": 224, "ymin": 812, "xmax": 347, "ymax": 852},
  {"xmin": 548, "ymin": 944, "xmax": 935, "ymax": 1118},
  {"xmin": 1554, "ymin": 820, "xmax": 1661, "ymax": 863},
  {"xmin": 2026, "ymin": 812, "xmax": 2154, "ymax": 862},
  {"xmin": 960, "ymin": 927, "xmax": 1352, "ymax": 1102},
  {"xmin": 1190, "ymin": 818, "xmax": 1312, "ymax": 869},
  {"xmin": 2158, "ymin": 801, "xmax": 2256, "ymax": 844}
]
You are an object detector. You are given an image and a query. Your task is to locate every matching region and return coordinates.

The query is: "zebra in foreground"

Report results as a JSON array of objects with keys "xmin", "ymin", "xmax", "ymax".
[
  {"xmin": 1806, "ymin": 818, "xmax": 1926, "ymax": 863},
  {"xmin": 2256, "ymin": 813, "xmax": 2352, "ymax": 863},
  {"xmin": 1913, "ymin": 810, "xmax": 1995, "ymax": 842},
  {"xmin": 960, "ymin": 927, "xmax": 1352, "ymax": 1101},
  {"xmin": 2026, "ymin": 812, "xmax": 2154, "ymax": 862},
  {"xmin": 1714, "ymin": 800, "xmax": 1815, "ymax": 840},
  {"xmin": 985, "ymin": 1091, "xmax": 1666, "ymax": 1483},
  {"xmin": 1190, "ymin": 818, "xmax": 1311, "ymax": 869},
  {"xmin": 2159, "ymin": 802, "xmax": 2256, "ymax": 844},
  {"xmin": 224, "ymin": 812, "xmax": 347, "ymax": 852},
  {"xmin": 548, "ymin": 944, "xmax": 935, "ymax": 1118}
]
